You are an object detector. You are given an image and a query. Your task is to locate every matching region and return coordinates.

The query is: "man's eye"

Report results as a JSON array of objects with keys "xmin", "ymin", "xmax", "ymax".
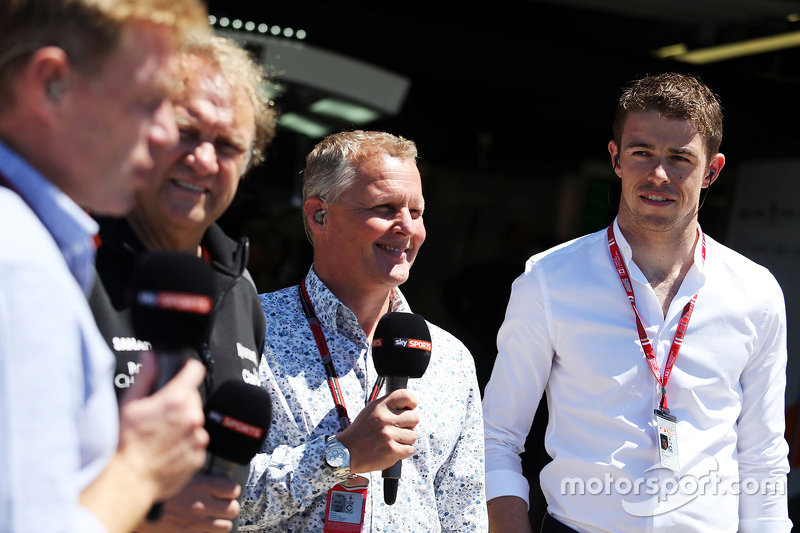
[{"xmin": 217, "ymin": 141, "xmax": 245, "ymax": 156}]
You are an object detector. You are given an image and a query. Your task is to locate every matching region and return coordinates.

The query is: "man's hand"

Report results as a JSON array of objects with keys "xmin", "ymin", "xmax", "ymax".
[
  {"xmin": 336, "ymin": 389, "xmax": 420, "ymax": 474},
  {"xmin": 134, "ymin": 475, "xmax": 241, "ymax": 533},
  {"xmin": 118, "ymin": 352, "xmax": 210, "ymax": 501},
  {"xmin": 488, "ymin": 496, "xmax": 533, "ymax": 533},
  {"xmin": 80, "ymin": 353, "xmax": 209, "ymax": 533}
]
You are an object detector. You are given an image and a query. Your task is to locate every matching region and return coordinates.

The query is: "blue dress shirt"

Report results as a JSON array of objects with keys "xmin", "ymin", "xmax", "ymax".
[{"xmin": 0, "ymin": 141, "xmax": 118, "ymax": 532}]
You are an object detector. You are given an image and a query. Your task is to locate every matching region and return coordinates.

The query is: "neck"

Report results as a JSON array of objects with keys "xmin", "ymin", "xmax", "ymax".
[
  {"xmin": 315, "ymin": 270, "xmax": 392, "ymax": 341},
  {"xmin": 617, "ymin": 215, "xmax": 699, "ymax": 316},
  {"xmin": 126, "ymin": 211, "xmax": 204, "ymax": 254}
]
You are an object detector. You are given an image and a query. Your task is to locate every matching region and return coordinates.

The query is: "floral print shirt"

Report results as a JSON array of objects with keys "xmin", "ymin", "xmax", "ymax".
[{"xmin": 240, "ymin": 267, "xmax": 488, "ymax": 532}]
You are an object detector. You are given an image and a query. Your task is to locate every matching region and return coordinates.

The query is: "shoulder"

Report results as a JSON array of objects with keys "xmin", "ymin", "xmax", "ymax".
[
  {"xmin": 0, "ymin": 189, "xmax": 62, "ymax": 267},
  {"xmin": 259, "ymin": 285, "xmax": 305, "ymax": 335},
  {"xmin": 706, "ymin": 236, "xmax": 784, "ymax": 298},
  {"xmin": 511, "ymin": 228, "xmax": 609, "ymax": 294},
  {"xmin": 527, "ymin": 227, "xmax": 607, "ymax": 270},
  {"xmin": 425, "ymin": 320, "xmax": 477, "ymax": 374}
]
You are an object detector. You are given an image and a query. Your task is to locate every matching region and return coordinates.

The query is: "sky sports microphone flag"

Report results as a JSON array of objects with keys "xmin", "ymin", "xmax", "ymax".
[
  {"xmin": 371, "ymin": 312, "xmax": 432, "ymax": 505},
  {"xmin": 204, "ymin": 379, "xmax": 271, "ymax": 479}
]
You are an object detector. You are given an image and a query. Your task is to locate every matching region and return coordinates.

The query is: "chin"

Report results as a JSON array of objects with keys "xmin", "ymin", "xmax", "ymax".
[{"xmin": 88, "ymin": 194, "xmax": 135, "ymax": 217}]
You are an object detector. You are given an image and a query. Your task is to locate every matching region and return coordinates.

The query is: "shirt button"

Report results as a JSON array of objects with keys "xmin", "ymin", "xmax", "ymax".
[{"xmin": 623, "ymin": 246, "xmax": 630, "ymax": 254}]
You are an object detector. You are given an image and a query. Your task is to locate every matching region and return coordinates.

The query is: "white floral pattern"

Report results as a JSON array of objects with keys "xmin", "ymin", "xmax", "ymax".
[{"xmin": 240, "ymin": 267, "xmax": 488, "ymax": 532}]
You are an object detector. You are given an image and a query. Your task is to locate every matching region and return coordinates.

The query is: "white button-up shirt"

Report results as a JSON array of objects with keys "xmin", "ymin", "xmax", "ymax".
[{"xmin": 483, "ymin": 219, "xmax": 791, "ymax": 533}]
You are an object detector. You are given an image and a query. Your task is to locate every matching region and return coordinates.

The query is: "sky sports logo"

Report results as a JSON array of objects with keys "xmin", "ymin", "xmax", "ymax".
[
  {"xmin": 559, "ymin": 453, "xmax": 785, "ymax": 517},
  {"xmin": 207, "ymin": 410, "xmax": 263, "ymax": 439},
  {"xmin": 136, "ymin": 289, "xmax": 212, "ymax": 315},
  {"xmin": 372, "ymin": 337, "xmax": 432, "ymax": 351}
]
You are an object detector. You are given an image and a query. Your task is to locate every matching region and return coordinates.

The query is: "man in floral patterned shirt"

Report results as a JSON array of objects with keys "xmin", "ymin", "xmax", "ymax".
[{"xmin": 240, "ymin": 130, "xmax": 488, "ymax": 532}]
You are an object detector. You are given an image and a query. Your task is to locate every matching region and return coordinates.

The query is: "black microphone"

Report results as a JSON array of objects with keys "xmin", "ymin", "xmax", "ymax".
[
  {"xmin": 204, "ymin": 379, "xmax": 272, "ymax": 478},
  {"xmin": 204, "ymin": 380, "xmax": 271, "ymax": 533},
  {"xmin": 127, "ymin": 250, "xmax": 214, "ymax": 521},
  {"xmin": 128, "ymin": 250, "xmax": 214, "ymax": 391},
  {"xmin": 371, "ymin": 312, "xmax": 432, "ymax": 505}
]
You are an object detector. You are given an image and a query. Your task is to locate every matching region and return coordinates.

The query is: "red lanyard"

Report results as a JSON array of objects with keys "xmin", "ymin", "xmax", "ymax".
[
  {"xmin": 607, "ymin": 225, "xmax": 705, "ymax": 411},
  {"xmin": 298, "ymin": 280, "xmax": 384, "ymax": 431}
]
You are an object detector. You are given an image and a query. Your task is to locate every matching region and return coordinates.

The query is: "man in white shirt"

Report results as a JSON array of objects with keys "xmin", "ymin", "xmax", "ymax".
[{"xmin": 483, "ymin": 73, "xmax": 791, "ymax": 533}]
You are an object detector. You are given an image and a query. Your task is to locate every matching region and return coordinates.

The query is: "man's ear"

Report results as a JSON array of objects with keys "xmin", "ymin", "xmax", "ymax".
[
  {"xmin": 704, "ymin": 153, "xmax": 725, "ymax": 188},
  {"xmin": 304, "ymin": 197, "xmax": 328, "ymax": 234},
  {"xmin": 608, "ymin": 140, "xmax": 622, "ymax": 178},
  {"xmin": 20, "ymin": 46, "xmax": 71, "ymax": 122}
]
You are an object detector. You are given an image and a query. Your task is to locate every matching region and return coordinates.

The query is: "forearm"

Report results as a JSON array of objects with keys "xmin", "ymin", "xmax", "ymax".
[
  {"xmin": 80, "ymin": 452, "xmax": 159, "ymax": 533},
  {"xmin": 240, "ymin": 437, "xmax": 338, "ymax": 529},
  {"xmin": 488, "ymin": 496, "xmax": 533, "ymax": 533}
]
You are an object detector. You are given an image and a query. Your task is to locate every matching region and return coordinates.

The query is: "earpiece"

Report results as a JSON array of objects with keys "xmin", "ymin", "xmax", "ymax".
[
  {"xmin": 46, "ymin": 79, "xmax": 65, "ymax": 102},
  {"xmin": 613, "ymin": 156, "xmax": 619, "ymax": 168},
  {"xmin": 314, "ymin": 209, "xmax": 326, "ymax": 224},
  {"xmin": 708, "ymin": 168, "xmax": 716, "ymax": 178}
]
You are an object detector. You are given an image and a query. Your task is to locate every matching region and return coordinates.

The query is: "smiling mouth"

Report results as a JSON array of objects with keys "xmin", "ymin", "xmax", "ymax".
[
  {"xmin": 642, "ymin": 195, "xmax": 671, "ymax": 202},
  {"xmin": 172, "ymin": 179, "xmax": 207, "ymax": 193},
  {"xmin": 377, "ymin": 244, "xmax": 406, "ymax": 253}
]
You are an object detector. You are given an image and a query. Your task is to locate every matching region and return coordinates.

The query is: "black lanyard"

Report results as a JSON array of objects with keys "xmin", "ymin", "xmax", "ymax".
[{"xmin": 298, "ymin": 279, "xmax": 384, "ymax": 431}]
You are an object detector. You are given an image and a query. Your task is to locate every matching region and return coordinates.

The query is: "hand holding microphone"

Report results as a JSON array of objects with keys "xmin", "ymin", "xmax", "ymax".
[
  {"xmin": 371, "ymin": 312, "xmax": 432, "ymax": 505},
  {"xmin": 126, "ymin": 251, "xmax": 215, "ymax": 521}
]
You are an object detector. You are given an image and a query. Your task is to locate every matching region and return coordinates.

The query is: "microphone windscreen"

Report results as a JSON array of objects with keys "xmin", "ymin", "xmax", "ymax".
[
  {"xmin": 128, "ymin": 250, "xmax": 214, "ymax": 348},
  {"xmin": 372, "ymin": 312, "xmax": 431, "ymax": 378},
  {"xmin": 205, "ymin": 380, "xmax": 271, "ymax": 464}
]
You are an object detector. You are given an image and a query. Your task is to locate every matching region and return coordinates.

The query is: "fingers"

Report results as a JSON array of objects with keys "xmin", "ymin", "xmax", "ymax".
[
  {"xmin": 117, "ymin": 358, "xmax": 209, "ymax": 503},
  {"xmin": 160, "ymin": 358, "xmax": 207, "ymax": 398},
  {"xmin": 382, "ymin": 388, "xmax": 419, "ymax": 413},
  {"xmin": 338, "ymin": 389, "xmax": 423, "ymax": 473},
  {"xmin": 191, "ymin": 475, "xmax": 241, "ymax": 501},
  {"xmin": 133, "ymin": 478, "xmax": 241, "ymax": 533}
]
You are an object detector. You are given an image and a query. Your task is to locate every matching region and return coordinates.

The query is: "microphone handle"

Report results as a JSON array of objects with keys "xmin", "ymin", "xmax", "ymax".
[
  {"xmin": 146, "ymin": 349, "xmax": 190, "ymax": 522},
  {"xmin": 205, "ymin": 454, "xmax": 238, "ymax": 479},
  {"xmin": 152, "ymin": 350, "xmax": 190, "ymax": 392},
  {"xmin": 382, "ymin": 376, "xmax": 409, "ymax": 505},
  {"xmin": 204, "ymin": 455, "xmax": 241, "ymax": 532}
]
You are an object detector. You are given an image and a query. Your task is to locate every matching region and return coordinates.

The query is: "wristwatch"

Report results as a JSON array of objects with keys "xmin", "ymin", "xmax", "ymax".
[{"xmin": 323, "ymin": 435, "xmax": 351, "ymax": 480}]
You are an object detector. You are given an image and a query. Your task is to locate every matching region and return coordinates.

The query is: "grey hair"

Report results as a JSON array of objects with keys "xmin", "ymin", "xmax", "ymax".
[{"xmin": 302, "ymin": 130, "xmax": 417, "ymax": 242}]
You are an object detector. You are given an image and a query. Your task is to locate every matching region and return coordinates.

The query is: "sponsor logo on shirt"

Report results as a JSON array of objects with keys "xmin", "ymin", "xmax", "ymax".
[
  {"xmin": 112, "ymin": 336, "xmax": 152, "ymax": 352},
  {"xmin": 237, "ymin": 342, "xmax": 258, "ymax": 366}
]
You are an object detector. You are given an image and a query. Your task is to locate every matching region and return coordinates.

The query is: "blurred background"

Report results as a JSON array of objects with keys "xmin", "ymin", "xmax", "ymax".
[{"xmin": 206, "ymin": 0, "xmax": 800, "ymax": 524}]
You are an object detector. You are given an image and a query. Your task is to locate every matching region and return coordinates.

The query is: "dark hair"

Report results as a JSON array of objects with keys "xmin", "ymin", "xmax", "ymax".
[{"xmin": 613, "ymin": 73, "xmax": 723, "ymax": 162}]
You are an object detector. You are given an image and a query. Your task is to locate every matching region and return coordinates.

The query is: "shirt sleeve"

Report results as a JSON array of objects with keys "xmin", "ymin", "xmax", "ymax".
[
  {"xmin": 433, "ymin": 344, "xmax": 489, "ymax": 532},
  {"xmin": 736, "ymin": 274, "xmax": 792, "ymax": 533},
  {"xmin": 483, "ymin": 260, "xmax": 554, "ymax": 506},
  {"xmin": 239, "ymin": 352, "xmax": 342, "ymax": 530},
  {"xmin": 0, "ymin": 264, "xmax": 108, "ymax": 533}
]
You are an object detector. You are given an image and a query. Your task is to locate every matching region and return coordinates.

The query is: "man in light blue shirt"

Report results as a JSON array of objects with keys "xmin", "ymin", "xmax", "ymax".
[{"xmin": 0, "ymin": 1, "xmax": 212, "ymax": 532}]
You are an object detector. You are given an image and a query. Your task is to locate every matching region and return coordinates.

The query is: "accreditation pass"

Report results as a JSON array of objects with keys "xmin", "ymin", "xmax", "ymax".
[{"xmin": 655, "ymin": 408, "xmax": 680, "ymax": 472}]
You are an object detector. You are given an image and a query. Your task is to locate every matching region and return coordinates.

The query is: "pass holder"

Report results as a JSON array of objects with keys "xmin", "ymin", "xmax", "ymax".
[
  {"xmin": 324, "ymin": 475, "xmax": 369, "ymax": 533},
  {"xmin": 655, "ymin": 408, "xmax": 680, "ymax": 472}
]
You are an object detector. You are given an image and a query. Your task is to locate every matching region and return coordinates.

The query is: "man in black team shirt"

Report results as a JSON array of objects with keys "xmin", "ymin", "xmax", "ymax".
[{"xmin": 89, "ymin": 33, "xmax": 276, "ymax": 533}]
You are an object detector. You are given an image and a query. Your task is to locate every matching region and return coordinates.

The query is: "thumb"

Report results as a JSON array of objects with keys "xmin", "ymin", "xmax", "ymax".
[
  {"xmin": 119, "ymin": 350, "xmax": 158, "ymax": 405},
  {"xmin": 159, "ymin": 358, "xmax": 206, "ymax": 395}
]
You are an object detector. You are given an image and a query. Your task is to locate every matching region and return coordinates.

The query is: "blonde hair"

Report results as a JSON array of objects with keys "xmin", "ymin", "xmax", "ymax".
[
  {"xmin": 0, "ymin": 0, "xmax": 208, "ymax": 111},
  {"xmin": 179, "ymin": 34, "xmax": 277, "ymax": 174}
]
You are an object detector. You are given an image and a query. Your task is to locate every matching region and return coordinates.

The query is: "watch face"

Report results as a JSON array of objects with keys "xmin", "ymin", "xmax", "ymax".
[{"xmin": 326, "ymin": 444, "xmax": 348, "ymax": 468}]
